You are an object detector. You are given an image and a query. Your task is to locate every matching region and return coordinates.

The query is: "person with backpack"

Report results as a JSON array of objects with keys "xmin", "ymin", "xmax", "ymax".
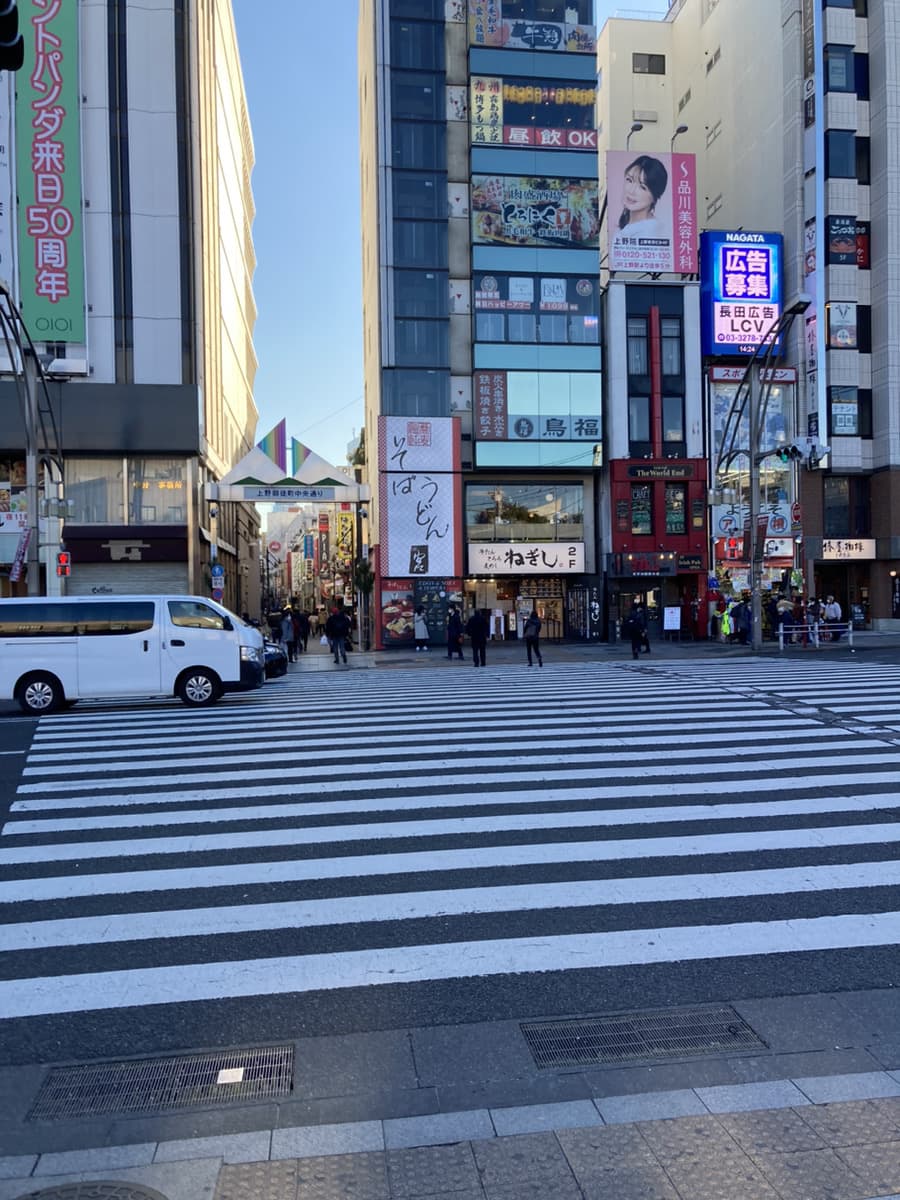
[
  {"xmin": 522, "ymin": 608, "xmax": 543, "ymax": 667},
  {"xmin": 324, "ymin": 603, "xmax": 351, "ymax": 665},
  {"xmin": 446, "ymin": 606, "xmax": 464, "ymax": 660}
]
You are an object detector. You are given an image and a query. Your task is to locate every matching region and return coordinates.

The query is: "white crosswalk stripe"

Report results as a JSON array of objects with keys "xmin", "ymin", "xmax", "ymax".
[{"xmin": 2, "ymin": 659, "xmax": 900, "ymax": 1022}]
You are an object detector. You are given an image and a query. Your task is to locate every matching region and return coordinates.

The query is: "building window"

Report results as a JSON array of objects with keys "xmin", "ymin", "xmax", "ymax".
[
  {"xmin": 394, "ymin": 319, "xmax": 449, "ymax": 366},
  {"xmin": 678, "ymin": 88, "xmax": 691, "ymax": 113},
  {"xmin": 856, "ymin": 136, "xmax": 870, "ymax": 183},
  {"xmin": 631, "ymin": 484, "xmax": 652, "ymax": 535},
  {"xmin": 629, "ymin": 395, "xmax": 650, "ymax": 445},
  {"xmin": 856, "ymin": 305, "xmax": 871, "ymax": 354},
  {"xmin": 632, "ymin": 52, "xmax": 665, "ymax": 74},
  {"xmin": 392, "ymin": 121, "xmax": 446, "ymax": 169},
  {"xmin": 390, "ymin": 20, "xmax": 444, "ymax": 71},
  {"xmin": 824, "ymin": 45, "xmax": 855, "ymax": 92},
  {"xmin": 473, "ymin": 273, "xmax": 600, "ymax": 346},
  {"xmin": 509, "ymin": 313, "xmax": 537, "ymax": 342},
  {"xmin": 705, "ymin": 46, "xmax": 721, "ymax": 73},
  {"xmin": 706, "ymin": 193, "xmax": 723, "ymax": 219},
  {"xmin": 828, "ymin": 386, "xmax": 872, "ymax": 438},
  {"xmin": 393, "ymin": 220, "xmax": 447, "ymax": 268},
  {"xmin": 465, "ymin": 481, "xmax": 585, "ymax": 543},
  {"xmin": 475, "ymin": 312, "xmax": 505, "ymax": 341},
  {"xmin": 706, "ymin": 120, "xmax": 722, "ymax": 148},
  {"xmin": 538, "ymin": 313, "xmax": 567, "ymax": 342},
  {"xmin": 824, "ymin": 475, "xmax": 870, "ymax": 537},
  {"xmin": 66, "ymin": 458, "xmax": 125, "ymax": 524},
  {"xmin": 660, "ymin": 317, "xmax": 682, "ymax": 376},
  {"xmin": 392, "ymin": 0, "xmax": 443, "ymax": 16},
  {"xmin": 662, "ymin": 396, "xmax": 685, "ymax": 448},
  {"xmin": 501, "ymin": 0, "xmax": 593, "ymax": 21},
  {"xmin": 627, "ymin": 316, "xmax": 648, "ymax": 375},
  {"xmin": 393, "ymin": 172, "xmax": 446, "ymax": 219},
  {"xmin": 393, "ymin": 269, "xmax": 448, "ymax": 317},
  {"xmin": 825, "ymin": 130, "xmax": 856, "ymax": 178},
  {"xmin": 128, "ymin": 459, "xmax": 186, "ymax": 524},
  {"xmin": 665, "ymin": 484, "xmax": 686, "ymax": 534},
  {"xmin": 855, "ymin": 53, "xmax": 870, "ymax": 99},
  {"xmin": 382, "ymin": 368, "xmax": 449, "ymax": 416},
  {"xmin": 392, "ymin": 71, "xmax": 443, "ymax": 120}
]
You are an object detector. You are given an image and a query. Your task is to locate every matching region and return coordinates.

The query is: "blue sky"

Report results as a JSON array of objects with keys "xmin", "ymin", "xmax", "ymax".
[{"xmin": 232, "ymin": 0, "xmax": 670, "ymax": 468}]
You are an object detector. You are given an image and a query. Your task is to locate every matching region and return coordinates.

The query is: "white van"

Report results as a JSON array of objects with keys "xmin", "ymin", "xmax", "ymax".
[{"xmin": 0, "ymin": 595, "xmax": 266, "ymax": 714}]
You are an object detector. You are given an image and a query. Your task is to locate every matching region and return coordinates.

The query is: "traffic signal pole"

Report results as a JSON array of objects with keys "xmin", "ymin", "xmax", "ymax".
[{"xmin": 748, "ymin": 367, "xmax": 763, "ymax": 652}]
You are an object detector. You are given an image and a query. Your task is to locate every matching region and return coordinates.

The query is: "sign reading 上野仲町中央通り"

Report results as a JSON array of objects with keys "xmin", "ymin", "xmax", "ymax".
[
  {"xmin": 15, "ymin": 0, "xmax": 86, "ymax": 344},
  {"xmin": 700, "ymin": 231, "xmax": 784, "ymax": 357}
]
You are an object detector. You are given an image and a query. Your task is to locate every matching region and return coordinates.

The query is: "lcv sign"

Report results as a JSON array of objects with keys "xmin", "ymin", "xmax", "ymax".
[{"xmin": 699, "ymin": 231, "xmax": 784, "ymax": 357}]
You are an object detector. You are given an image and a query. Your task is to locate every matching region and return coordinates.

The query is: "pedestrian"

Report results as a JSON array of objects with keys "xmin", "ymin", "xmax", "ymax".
[
  {"xmin": 776, "ymin": 594, "xmax": 794, "ymax": 642},
  {"xmin": 296, "ymin": 609, "xmax": 310, "ymax": 652},
  {"xmin": 446, "ymin": 605, "xmax": 464, "ymax": 660},
  {"xmin": 465, "ymin": 608, "xmax": 489, "ymax": 668},
  {"xmin": 824, "ymin": 594, "xmax": 842, "ymax": 641},
  {"xmin": 413, "ymin": 606, "xmax": 430, "ymax": 652},
  {"xmin": 324, "ymin": 603, "xmax": 351, "ymax": 664},
  {"xmin": 807, "ymin": 596, "xmax": 822, "ymax": 645},
  {"xmin": 624, "ymin": 602, "xmax": 649, "ymax": 659},
  {"xmin": 280, "ymin": 610, "xmax": 296, "ymax": 662},
  {"xmin": 522, "ymin": 608, "xmax": 543, "ymax": 667}
]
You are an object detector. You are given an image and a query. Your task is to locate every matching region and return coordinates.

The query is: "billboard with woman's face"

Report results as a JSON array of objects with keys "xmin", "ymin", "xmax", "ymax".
[{"xmin": 606, "ymin": 150, "xmax": 698, "ymax": 274}]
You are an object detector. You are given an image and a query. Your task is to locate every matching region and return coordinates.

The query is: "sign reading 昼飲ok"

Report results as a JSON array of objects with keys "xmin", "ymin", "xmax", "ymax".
[
  {"xmin": 700, "ymin": 231, "xmax": 784, "ymax": 357},
  {"xmin": 470, "ymin": 77, "xmax": 597, "ymax": 151},
  {"xmin": 16, "ymin": 0, "xmax": 86, "ymax": 344}
]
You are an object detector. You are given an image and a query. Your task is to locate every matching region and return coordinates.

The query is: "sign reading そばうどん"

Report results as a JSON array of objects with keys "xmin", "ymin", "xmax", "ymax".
[
  {"xmin": 700, "ymin": 231, "xmax": 784, "ymax": 357},
  {"xmin": 15, "ymin": 0, "xmax": 86, "ymax": 343}
]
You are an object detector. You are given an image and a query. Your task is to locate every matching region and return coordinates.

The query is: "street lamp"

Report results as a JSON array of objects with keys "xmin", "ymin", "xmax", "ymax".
[
  {"xmin": 714, "ymin": 294, "xmax": 812, "ymax": 651},
  {"xmin": 626, "ymin": 121, "xmax": 643, "ymax": 150},
  {"xmin": 670, "ymin": 123, "xmax": 689, "ymax": 151}
]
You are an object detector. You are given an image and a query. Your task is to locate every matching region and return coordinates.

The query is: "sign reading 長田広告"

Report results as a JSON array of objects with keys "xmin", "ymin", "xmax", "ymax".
[
  {"xmin": 15, "ymin": 0, "xmax": 86, "ymax": 344},
  {"xmin": 700, "ymin": 231, "xmax": 784, "ymax": 357}
]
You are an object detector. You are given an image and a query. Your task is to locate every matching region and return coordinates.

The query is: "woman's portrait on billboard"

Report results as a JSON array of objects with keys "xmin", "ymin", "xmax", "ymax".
[{"xmin": 613, "ymin": 154, "xmax": 669, "ymax": 243}]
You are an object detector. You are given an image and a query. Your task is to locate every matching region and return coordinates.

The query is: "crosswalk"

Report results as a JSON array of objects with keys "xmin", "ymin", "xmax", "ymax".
[{"xmin": 2, "ymin": 658, "xmax": 900, "ymax": 1026}]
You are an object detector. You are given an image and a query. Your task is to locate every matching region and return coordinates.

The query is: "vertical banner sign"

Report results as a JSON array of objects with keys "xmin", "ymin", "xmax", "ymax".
[
  {"xmin": 0, "ymin": 75, "xmax": 15, "ymax": 292},
  {"xmin": 16, "ymin": 0, "xmax": 86, "ymax": 344}
]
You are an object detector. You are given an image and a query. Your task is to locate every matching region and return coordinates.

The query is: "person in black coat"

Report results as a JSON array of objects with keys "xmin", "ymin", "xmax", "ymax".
[
  {"xmin": 624, "ymin": 603, "xmax": 650, "ymax": 659},
  {"xmin": 464, "ymin": 608, "xmax": 489, "ymax": 668},
  {"xmin": 446, "ymin": 606, "xmax": 464, "ymax": 660},
  {"xmin": 324, "ymin": 604, "xmax": 351, "ymax": 664}
]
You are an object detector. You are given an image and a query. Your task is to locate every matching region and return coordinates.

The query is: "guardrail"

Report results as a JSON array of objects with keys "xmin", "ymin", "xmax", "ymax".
[{"xmin": 777, "ymin": 621, "xmax": 854, "ymax": 651}]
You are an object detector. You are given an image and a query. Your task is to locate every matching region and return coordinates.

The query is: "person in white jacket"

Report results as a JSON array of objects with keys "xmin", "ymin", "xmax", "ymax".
[{"xmin": 413, "ymin": 607, "xmax": 430, "ymax": 652}]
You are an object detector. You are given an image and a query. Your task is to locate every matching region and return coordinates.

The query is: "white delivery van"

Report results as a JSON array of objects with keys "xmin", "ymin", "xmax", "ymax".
[{"xmin": 0, "ymin": 595, "xmax": 266, "ymax": 714}]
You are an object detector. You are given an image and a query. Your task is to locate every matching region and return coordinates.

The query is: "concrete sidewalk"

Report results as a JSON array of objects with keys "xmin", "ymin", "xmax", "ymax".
[
  {"xmin": 292, "ymin": 627, "xmax": 900, "ymax": 671},
  {"xmin": 3, "ymin": 988, "xmax": 900, "ymax": 1199}
]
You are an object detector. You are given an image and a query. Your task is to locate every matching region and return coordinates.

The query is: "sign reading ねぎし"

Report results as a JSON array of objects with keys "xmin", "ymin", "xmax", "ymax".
[
  {"xmin": 15, "ymin": 0, "xmax": 86, "ymax": 344},
  {"xmin": 606, "ymin": 150, "xmax": 697, "ymax": 274},
  {"xmin": 378, "ymin": 417, "xmax": 462, "ymax": 580},
  {"xmin": 700, "ymin": 231, "xmax": 784, "ymax": 357},
  {"xmin": 469, "ymin": 542, "xmax": 585, "ymax": 575}
]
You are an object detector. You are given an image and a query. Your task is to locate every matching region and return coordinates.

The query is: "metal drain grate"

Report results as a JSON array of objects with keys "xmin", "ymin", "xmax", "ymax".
[
  {"xmin": 522, "ymin": 1005, "xmax": 766, "ymax": 1069},
  {"xmin": 28, "ymin": 1044, "xmax": 294, "ymax": 1121}
]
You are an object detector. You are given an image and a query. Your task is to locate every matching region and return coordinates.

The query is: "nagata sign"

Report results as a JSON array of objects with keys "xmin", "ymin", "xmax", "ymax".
[{"xmin": 700, "ymin": 230, "xmax": 784, "ymax": 358}]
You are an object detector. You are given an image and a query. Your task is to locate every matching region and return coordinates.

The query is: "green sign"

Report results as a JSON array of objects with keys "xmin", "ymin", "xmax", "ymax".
[{"xmin": 15, "ymin": 0, "xmax": 86, "ymax": 343}]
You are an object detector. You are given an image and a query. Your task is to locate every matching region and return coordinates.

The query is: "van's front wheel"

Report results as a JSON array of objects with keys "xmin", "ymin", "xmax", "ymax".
[
  {"xmin": 177, "ymin": 668, "xmax": 221, "ymax": 707},
  {"xmin": 16, "ymin": 672, "xmax": 64, "ymax": 715}
]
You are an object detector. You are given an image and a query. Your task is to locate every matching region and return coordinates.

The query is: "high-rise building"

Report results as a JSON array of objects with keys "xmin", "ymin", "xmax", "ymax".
[
  {"xmin": 0, "ymin": 0, "xmax": 259, "ymax": 610},
  {"xmin": 360, "ymin": 0, "xmax": 605, "ymax": 647}
]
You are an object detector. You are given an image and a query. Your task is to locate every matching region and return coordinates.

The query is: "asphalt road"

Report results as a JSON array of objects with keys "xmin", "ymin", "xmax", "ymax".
[{"xmin": 1, "ymin": 656, "xmax": 899, "ymax": 1068}]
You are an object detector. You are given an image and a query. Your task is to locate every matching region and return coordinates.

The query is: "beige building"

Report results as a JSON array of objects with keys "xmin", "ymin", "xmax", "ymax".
[{"xmin": 0, "ymin": 0, "xmax": 260, "ymax": 612}]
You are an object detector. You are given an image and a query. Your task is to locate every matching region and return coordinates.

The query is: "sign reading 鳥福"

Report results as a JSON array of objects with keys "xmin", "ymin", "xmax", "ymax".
[{"xmin": 16, "ymin": 0, "xmax": 86, "ymax": 344}]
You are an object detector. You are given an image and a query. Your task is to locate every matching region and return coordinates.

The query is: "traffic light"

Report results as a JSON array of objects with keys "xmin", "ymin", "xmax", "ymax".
[
  {"xmin": 0, "ymin": 2, "xmax": 24, "ymax": 73},
  {"xmin": 55, "ymin": 550, "xmax": 71, "ymax": 577},
  {"xmin": 726, "ymin": 536, "xmax": 739, "ymax": 559},
  {"xmin": 775, "ymin": 444, "xmax": 804, "ymax": 464}
]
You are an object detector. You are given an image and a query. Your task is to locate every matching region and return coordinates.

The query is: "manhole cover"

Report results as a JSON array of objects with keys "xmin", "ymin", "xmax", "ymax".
[
  {"xmin": 28, "ymin": 1044, "xmax": 293, "ymax": 1121},
  {"xmin": 522, "ymin": 1004, "xmax": 766, "ymax": 1068},
  {"xmin": 17, "ymin": 1186, "xmax": 169, "ymax": 1200}
]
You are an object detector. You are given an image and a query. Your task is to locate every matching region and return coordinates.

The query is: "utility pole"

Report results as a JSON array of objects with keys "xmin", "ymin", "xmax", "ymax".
[{"xmin": 23, "ymin": 349, "xmax": 41, "ymax": 595}]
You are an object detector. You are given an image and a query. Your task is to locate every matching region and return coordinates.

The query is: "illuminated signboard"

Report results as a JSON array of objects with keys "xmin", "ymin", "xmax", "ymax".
[
  {"xmin": 468, "ymin": 1, "xmax": 596, "ymax": 53},
  {"xmin": 470, "ymin": 77, "xmax": 597, "ymax": 151},
  {"xmin": 606, "ymin": 150, "xmax": 698, "ymax": 274},
  {"xmin": 472, "ymin": 176, "xmax": 600, "ymax": 249},
  {"xmin": 700, "ymin": 230, "xmax": 784, "ymax": 357}
]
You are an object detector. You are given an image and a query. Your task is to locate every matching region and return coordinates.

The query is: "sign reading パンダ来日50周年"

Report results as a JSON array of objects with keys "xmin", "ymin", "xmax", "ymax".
[{"xmin": 15, "ymin": 0, "xmax": 86, "ymax": 344}]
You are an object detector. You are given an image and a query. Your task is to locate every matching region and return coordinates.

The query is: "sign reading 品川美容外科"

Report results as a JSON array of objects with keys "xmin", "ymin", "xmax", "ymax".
[
  {"xmin": 700, "ymin": 231, "xmax": 784, "ymax": 358},
  {"xmin": 15, "ymin": 0, "xmax": 86, "ymax": 344}
]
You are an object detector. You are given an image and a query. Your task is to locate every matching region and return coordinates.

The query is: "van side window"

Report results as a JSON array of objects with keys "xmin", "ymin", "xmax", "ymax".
[
  {"xmin": 168, "ymin": 600, "xmax": 226, "ymax": 630},
  {"xmin": 0, "ymin": 603, "xmax": 77, "ymax": 636},
  {"xmin": 77, "ymin": 603, "xmax": 155, "ymax": 635}
]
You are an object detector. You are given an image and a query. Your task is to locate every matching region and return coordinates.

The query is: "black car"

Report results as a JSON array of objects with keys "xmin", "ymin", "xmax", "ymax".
[{"xmin": 264, "ymin": 639, "xmax": 288, "ymax": 679}]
